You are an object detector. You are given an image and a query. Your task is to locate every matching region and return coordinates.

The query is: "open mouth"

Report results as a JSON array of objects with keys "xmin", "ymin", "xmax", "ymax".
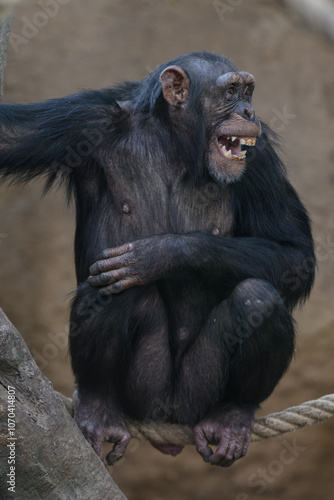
[{"xmin": 216, "ymin": 135, "xmax": 256, "ymax": 161}]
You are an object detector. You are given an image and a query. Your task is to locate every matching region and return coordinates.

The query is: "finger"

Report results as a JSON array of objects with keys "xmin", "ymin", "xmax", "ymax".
[
  {"xmin": 99, "ymin": 277, "xmax": 139, "ymax": 295},
  {"xmin": 209, "ymin": 437, "xmax": 228, "ymax": 465},
  {"xmin": 210, "ymin": 441, "xmax": 236, "ymax": 467},
  {"xmin": 106, "ymin": 431, "xmax": 131, "ymax": 466},
  {"xmin": 241, "ymin": 430, "xmax": 252, "ymax": 457},
  {"xmin": 193, "ymin": 426, "xmax": 213, "ymax": 463},
  {"xmin": 81, "ymin": 428, "xmax": 107, "ymax": 465},
  {"xmin": 106, "ymin": 450, "xmax": 120, "ymax": 466},
  {"xmin": 93, "ymin": 441, "xmax": 107, "ymax": 467},
  {"xmin": 87, "ymin": 268, "xmax": 127, "ymax": 287},
  {"xmin": 96, "ymin": 243, "xmax": 134, "ymax": 261},
  {"xmin": 89, "ymin": 254, "xmax": 130, "ymax": 276}
]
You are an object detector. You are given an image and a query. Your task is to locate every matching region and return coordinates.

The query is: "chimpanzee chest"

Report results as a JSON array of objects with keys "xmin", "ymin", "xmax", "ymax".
[
  {"xmin": 168, "ymin": 180, "xmax": 233, "ymax": 236},
  {"xmin": 109, "ymin": 167, "xmax": 233, "ymax": 240}
]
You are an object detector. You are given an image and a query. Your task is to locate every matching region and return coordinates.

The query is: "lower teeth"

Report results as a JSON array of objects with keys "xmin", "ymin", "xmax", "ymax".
[
  {"xmin": 232, "ymin": 154, "xmax": 245, "ymax": 160},
  {"xmin": 219, "ymin": 144, "xmax": 246, "ymax": 160}
]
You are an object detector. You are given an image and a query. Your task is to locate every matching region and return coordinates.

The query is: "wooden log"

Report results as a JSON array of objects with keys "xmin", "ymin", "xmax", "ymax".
[{"xmin": 0, "ymin": 307, "xmax": 126, "ymax": 500}]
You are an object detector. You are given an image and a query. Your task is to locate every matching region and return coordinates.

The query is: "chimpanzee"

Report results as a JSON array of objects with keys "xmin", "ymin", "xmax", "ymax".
[{"xmin": 0, "ymin": 52, "xmax": 315, "ymax": 467}]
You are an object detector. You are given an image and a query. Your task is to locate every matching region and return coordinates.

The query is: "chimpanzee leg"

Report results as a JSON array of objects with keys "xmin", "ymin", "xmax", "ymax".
[
  {"xmin": 69, "ymin": 283, "xmax": 171, "ymax": 465},
  {"xmin": 223, "ymin": 278, "xmax": 295, "ymax": 404},
  {"xmin": 193, "ymin": 278, "xmax": 295, "ymax": 467}
]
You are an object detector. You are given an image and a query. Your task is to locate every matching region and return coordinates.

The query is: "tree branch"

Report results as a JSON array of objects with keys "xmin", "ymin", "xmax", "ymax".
[{"xmin": 0, "ymin": 307, "xmax": 126, "ymax": 500}]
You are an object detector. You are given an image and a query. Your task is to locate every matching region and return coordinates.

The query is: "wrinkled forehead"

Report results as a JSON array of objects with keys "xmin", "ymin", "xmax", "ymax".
[{"xmin": 216, "ymin": 71, "xmax": 256, "ymax": 88}]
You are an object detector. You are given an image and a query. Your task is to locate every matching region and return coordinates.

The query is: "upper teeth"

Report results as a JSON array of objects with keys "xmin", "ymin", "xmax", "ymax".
[
  {"xmin": 240, "ymin": 137, "xmax": 256, "ymax": 146},
  {"xmin": 224, "ymin": 136, "xmax": 256, "ymax": 146},
  {"xmin": 218, "ymin": 135, "xmax": 256, "ymax": 161}
]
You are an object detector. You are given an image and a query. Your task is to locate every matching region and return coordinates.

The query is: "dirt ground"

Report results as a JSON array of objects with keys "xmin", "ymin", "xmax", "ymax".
[{"xmin": 1, "ymin": 0, "xmax": 334, "ymax": 499}]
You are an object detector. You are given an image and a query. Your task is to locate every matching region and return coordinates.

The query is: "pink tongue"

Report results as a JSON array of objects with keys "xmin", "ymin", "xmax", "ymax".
[{"xmin": 150, "ymin": 442, "xmax": 184, "ymax": 456}]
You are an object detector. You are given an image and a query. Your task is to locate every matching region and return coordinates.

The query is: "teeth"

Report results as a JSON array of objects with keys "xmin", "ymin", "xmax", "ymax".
[
  {"xmin": 218, "ymin": 136, "xmax": 252, "ymax": 160},
  {"xmin": 219, "ymin": 142, "xmax": 247, "ymax": 160},
  {"xmin": 222, "ymin": 137, "xmax": 256, "ymax": 146},
  {"xmin": 240, "ymin": 137, "xmax": 256, "ymax": 146},
  {"xmin": 231, "ymin": 151, "xmax": 247, "ymax": 161}
]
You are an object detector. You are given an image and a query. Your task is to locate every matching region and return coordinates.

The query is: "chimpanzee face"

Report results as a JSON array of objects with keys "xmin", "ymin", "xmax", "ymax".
[
  {"xmin": 205, "ymin": 71, "xmax": 261, "ymax": 184},
  {"xmin": 160, "ymin": 64, "xmax": 261, "ymax": 184}
]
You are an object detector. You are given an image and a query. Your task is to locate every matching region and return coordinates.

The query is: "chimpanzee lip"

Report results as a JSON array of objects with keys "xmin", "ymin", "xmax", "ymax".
[{"xmin": 216, "ymin": 135, "xmax": 257, "ymax": 161}]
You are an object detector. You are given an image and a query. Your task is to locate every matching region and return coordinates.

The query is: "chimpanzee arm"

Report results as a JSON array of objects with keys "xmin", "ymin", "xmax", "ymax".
[
  {"xmin": 88, "ymin": 169, "xmax": 315, "ymax": 309},
  {"xmin": 0, "ymin": 100, "xmax": 75, "ymax": 184},
  {"xmin": 0, "ymin": 92, "xmax": 120, "ymax": 190},
  {"xmin": 88, "ymin": 231, "xmax": 314, "ymax": 309},
  {"xmin": 174, "ymin": 232, "xmax": 315, "ymax": 308}
]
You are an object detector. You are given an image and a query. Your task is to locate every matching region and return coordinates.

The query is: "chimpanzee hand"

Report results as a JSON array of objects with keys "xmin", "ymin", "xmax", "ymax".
[
  {"xmin": 193, "ymin": 403, "xmax": 255, "ymax": 467},
  {"xmin": 87, "ymin": 235, "xmax": 178, "ymax": 295}
]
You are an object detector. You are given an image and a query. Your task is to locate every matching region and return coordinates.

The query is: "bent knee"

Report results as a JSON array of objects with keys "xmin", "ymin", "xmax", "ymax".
[
  {"xmin": 232, "ymin": 279, "xmax": 283, "ymax": 309},
  {"xmin": 227, "ymin": 279, "xmax": 290, "ymax": 330},
  {"xmin": 226, "ymin": 279, "xmax": 294, "ymax": 356}
]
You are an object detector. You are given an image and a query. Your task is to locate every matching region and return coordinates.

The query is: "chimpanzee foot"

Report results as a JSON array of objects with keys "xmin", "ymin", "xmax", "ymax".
[
  {"xmin": 193, "ymin": 403, "xmax": 255, "ymax": 467},
  {"xmin": 72, "ymin": 390, "xmax": 131, "ymax": 466}
]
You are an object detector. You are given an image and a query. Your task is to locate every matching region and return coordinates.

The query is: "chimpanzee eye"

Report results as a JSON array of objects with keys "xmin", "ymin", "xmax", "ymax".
[
  {"xmin": 227, "ymin": 85, "xmax": 236, "ymax": 96},
  {"xmin": 244, "ymin": 85, "xmax": 253, "ymax": 98}
]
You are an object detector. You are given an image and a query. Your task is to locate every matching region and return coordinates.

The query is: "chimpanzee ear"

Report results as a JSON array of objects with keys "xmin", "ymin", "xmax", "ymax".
[{"xmin": 159, "ymin": 65, "xmax": 190, "ymax": 107}]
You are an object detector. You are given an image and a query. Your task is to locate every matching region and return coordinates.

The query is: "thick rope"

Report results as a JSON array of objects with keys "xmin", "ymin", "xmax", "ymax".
[
  {"xmin": 57, "ymin": 392, "xmax": 334, "ymax": 445},
  {"xmin": 251, "ymin": 393, "xmax": 334, "ymax": 442}
]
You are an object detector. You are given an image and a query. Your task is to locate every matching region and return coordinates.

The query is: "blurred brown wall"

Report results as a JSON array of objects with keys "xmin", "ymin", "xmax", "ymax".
[{"xmin": 1, "ymin": 1, "xmax": 334, "ymax": 499}]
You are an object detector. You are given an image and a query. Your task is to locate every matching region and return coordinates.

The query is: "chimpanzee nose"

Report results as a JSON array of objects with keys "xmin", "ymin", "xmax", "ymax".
[
  {"xmin": 237, "ymin": 102, "xmax": 256, "ymax": 121},
  {"xmin": 244, "ymin": 106, "xmax": 255, "ymax": 120}
]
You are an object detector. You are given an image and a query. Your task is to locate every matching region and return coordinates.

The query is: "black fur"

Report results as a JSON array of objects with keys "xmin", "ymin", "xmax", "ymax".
[{"xmin": 0, "ymin": 52, "xmax": 315, "ymax": 466}]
